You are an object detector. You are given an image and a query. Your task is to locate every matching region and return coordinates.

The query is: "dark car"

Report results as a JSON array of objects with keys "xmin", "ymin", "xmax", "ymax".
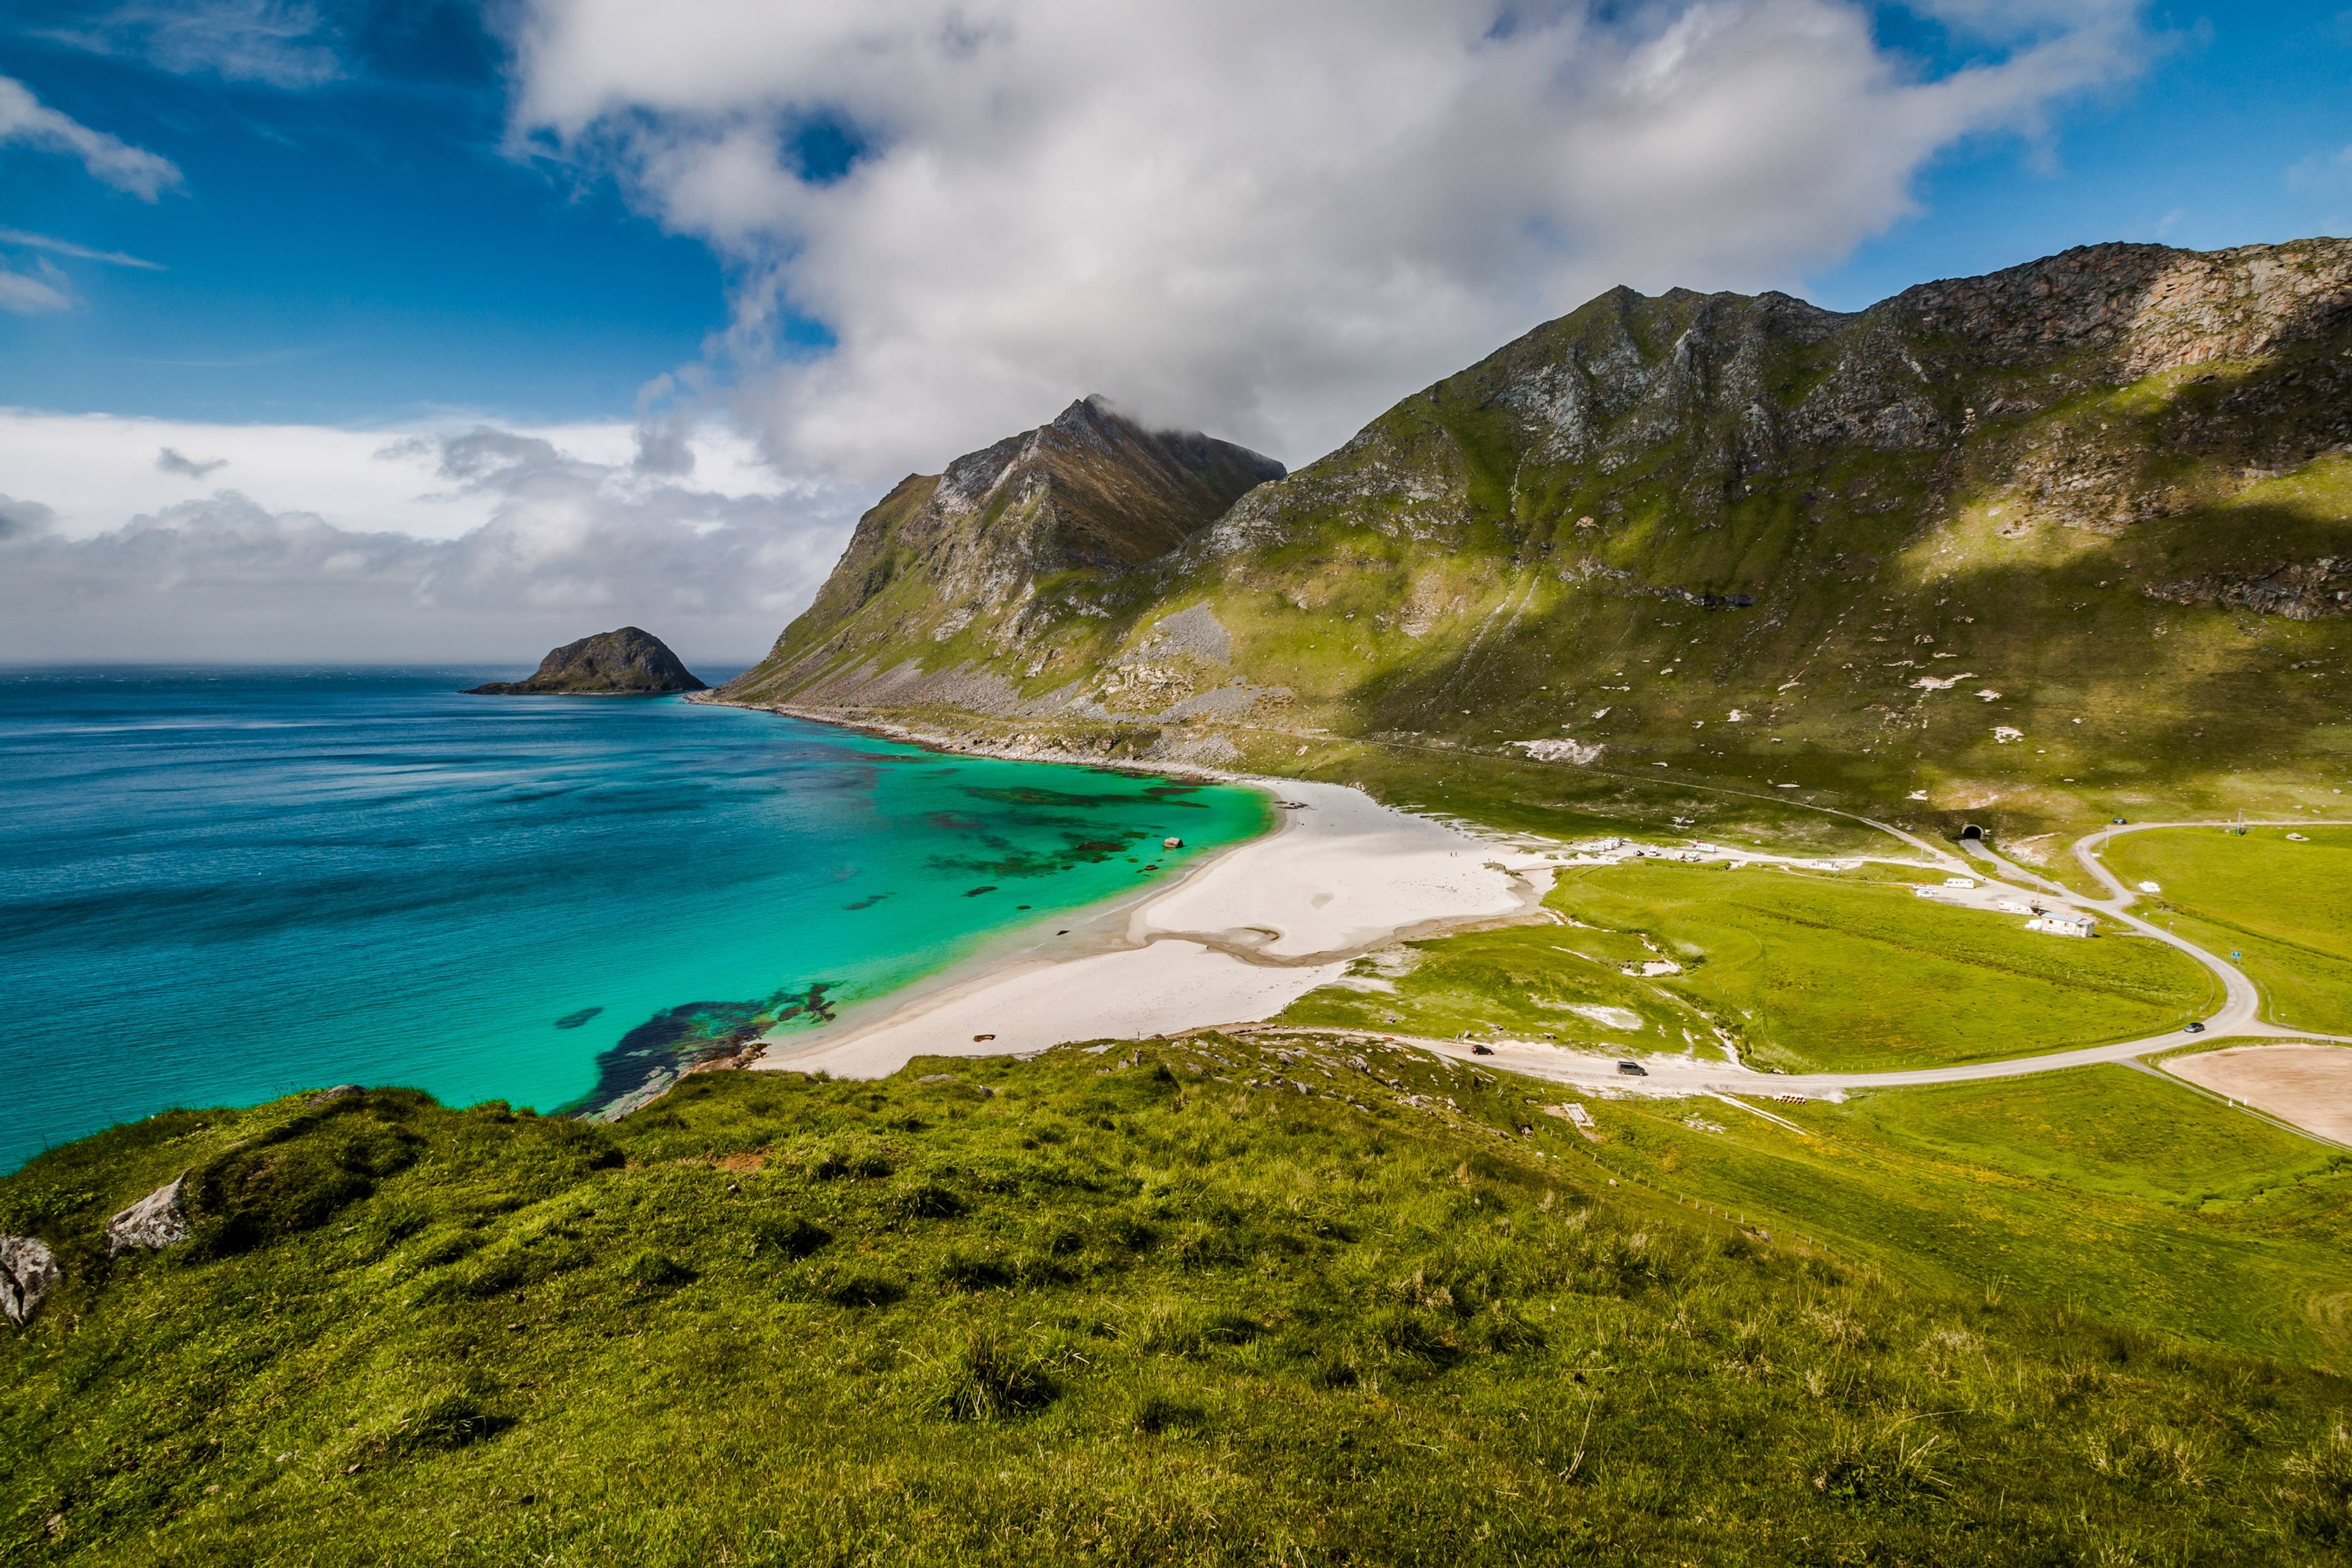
[
  {"xmin": 1617, "ymin": 1060, "xmax": 1648, "ymax": 1076},
  {"xmin": 2184, "ymin": 1022, "xmax": 2206, "ymax": 1034},
  {"xmin": 1470, "ymin": 1042, "xmax": 1494, "ymax": 1056}
]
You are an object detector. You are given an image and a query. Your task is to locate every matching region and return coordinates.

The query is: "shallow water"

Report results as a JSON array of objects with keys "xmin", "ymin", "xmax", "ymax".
[{"xmin": 0, "ymin": 668, "xmax": 1266, "ymax": 1169}]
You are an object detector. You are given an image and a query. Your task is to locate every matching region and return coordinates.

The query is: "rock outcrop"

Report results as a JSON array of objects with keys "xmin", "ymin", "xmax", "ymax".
[
  {"xmin": 2146, "ymin": 557, "xmax": 2352, "ymax": 620},
  {"xmin": 467, "ymin": 627, "xmax": 707, "ymax": 696},
  {"xmin": 1, "ymin": 1235, "xmax": 59, "ymax": 1326},
  {"xmin": 105, "ymin": 1174, "xmax": 190, "ymax": 1257}
]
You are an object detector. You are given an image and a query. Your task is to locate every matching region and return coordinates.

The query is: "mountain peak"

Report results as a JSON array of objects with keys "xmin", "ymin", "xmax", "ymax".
[
  {"xmin": 722, "ymin": 402, "xmax": 1284, "ymax": 701},
  {"xmin": 1054, "ymin": 393, "xmax": 1120, "ymax": 427}
]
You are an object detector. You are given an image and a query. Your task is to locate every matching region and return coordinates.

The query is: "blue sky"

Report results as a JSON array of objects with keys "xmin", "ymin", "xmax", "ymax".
[
  {"xmin": 1, "ymin": 1, "xmax": 2348, "ymax": 665},
  {"xmin": 0, "ymin": 1, "xmax": 723, "ymax": 424},
  {"xmin": 1815, "ymin": 4, "xmax": 2352, "ymax": 309}
]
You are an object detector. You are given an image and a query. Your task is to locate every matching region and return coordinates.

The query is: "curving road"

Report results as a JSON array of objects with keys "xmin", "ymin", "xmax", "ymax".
[{"xmin": 1373, "ymin": 817, "xmax": 2352, "ymax": 1109}]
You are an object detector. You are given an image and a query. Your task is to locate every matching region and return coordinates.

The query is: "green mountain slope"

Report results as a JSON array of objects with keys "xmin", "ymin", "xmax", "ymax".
[
  {"xmin": 727, "ymin": 240, "xmax": 2352, "ymax": 840},
  {"xmin": 7, "ymin": 1042, "xmax": 2350, "ymax": 1564}
]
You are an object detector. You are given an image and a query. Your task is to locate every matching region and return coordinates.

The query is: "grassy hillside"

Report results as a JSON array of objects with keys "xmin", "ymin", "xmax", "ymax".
[
  {"xmin": 1280, "ymin": 860, "xmax": 2216, "ymax": 1071},
  {"xmin": 7, "ymin": 1041, "xmax": 2351, "ymax": 1565},
  {"xmin": 2108, "ymin": 826, "xmax": 2352, "ymax": 1032},
  {"xmin": 1583, "ymin": 1065, "xmax": 2352, "ymax": 1370},
  {"xmin": 731, "ymin": 241, "xmax": 2352, "ymax": 844}
]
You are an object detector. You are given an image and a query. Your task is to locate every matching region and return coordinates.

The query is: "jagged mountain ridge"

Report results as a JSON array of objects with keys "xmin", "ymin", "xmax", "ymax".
[
  {"xmin": 725, "ymin": 241, "xmax": 2352, "ymax": 830},
  {"xmin": 725, "ymin": 396, "xmax": 1284, "ymax": 699}
]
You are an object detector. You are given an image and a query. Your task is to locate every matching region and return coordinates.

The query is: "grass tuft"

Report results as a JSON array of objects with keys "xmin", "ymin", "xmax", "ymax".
[{"xmin": 923, "ymin": 1327, "xmax": 1060, "ymax": 1422}]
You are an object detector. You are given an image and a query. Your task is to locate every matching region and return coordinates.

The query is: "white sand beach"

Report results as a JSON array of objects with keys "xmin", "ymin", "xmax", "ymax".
[{"xmin": 753, "ymin": 778, "xmax": 1553, "ymax": 1079}]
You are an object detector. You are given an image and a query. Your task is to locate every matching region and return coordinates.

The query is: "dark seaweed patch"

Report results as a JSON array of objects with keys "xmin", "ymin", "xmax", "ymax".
[
  {"xmin": 843, "ymin": 893, "xmax": 892, "ymax": 911},
  {"xmin": 958, "ymin": 786, "xmax": 1144, "ymax": 810},
  {"xmin": 922, "ymin": 831, "xmax": 1153, "ymax": 882},
  {"xmin": 575, "ymin": 982, "xmax": 837, "ymax": 1115},
  {"xmin": 553, "ymin": 1008, "xmax": 603, "ymax": 1030},
  {"xmin": 964, "ymin": 886, "xmax": 997, "ymax": 897}
]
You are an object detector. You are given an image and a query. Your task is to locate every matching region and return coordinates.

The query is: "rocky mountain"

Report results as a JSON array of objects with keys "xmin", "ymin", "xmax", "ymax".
[
  {"xmin": 722, "ymin": 241, "xmax": 2352, "ymax": 836},
  {"xmin": 722, "ymin": 397, "xmax": 1284, "ymax": 703},
  {"xmin": 467, "ymin": 627, "xmax": 707, "ymax": 696}
]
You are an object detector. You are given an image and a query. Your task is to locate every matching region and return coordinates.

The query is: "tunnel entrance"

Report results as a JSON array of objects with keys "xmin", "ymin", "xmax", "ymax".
[{"xmin": 1960, "ymin": 824, "xmax": 1986, "ymax": 842}]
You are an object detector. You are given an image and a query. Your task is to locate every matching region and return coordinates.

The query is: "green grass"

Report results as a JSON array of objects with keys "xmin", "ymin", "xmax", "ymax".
[
  {"xmin": 2105, "ymin": 826, "xmax": 2352, "ymax": 1033},
  {"xmin": 9, "ymin": 1044, "xmax": 2352, "ymax": 1565},
  {"xmin": 1281, "ymin": 861, "xmax": 2218, "ymax": 1071},
  {"xmin": 1278, "ymin": 920, "xmax": 1725, "ymax": 1054},
  {"xmin": 1583, "ymin": 1066, "xmax": 2352, "ymax": 1369}
]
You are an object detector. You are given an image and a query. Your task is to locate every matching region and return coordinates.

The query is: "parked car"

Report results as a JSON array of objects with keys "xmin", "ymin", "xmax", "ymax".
[{"xmin": 1617, "ymin": 1060, "xmax": 1648, "ymax": 1076}]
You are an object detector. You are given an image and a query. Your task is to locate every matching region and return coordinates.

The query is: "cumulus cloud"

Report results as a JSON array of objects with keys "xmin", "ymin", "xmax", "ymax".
[
  {"xmin": 0, "ymin": 75, "xmax": 183, "ymax": 199},
  {"xmin": 156, "ymin": 446, "xmax": 229, "ymax": 478},
  {"xmin": 0, "ymin": 494, "xmax": 59, "ymax": 541},
  {"xmin": 509, "ymin": 0, "xmax": 2152, "ymax": 477},
  {"xmin": 51, "ymin": 1, "xmax": 343, "ymax": 89},
  {"xmin": 0, "ymin": 422, "xmax": 863, "ymax": 665}
]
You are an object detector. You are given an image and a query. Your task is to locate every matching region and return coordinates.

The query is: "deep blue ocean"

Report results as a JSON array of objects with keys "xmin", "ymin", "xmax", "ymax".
[{"xmin": 0, "ymin": 668, "xmax": 1267, "ymax": 1170}]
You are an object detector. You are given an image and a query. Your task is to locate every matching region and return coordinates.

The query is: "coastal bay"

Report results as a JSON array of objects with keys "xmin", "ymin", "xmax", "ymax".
[{"xmin": 0, "ymin": 668, "xmax": 1267, "ymax": 1169}]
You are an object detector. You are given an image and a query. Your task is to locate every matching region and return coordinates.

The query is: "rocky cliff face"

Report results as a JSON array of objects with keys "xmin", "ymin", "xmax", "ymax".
[
  {"xmin": 722, "ymin": 398, "xmax": 1284, "ymax": 704},
  {"xmin": 468, "ymin": 627, "xmax": 707, "ymax": 696},
  {"xmin": 722, "ymin": 240, "xmax": 2352, "ymax": 823}
]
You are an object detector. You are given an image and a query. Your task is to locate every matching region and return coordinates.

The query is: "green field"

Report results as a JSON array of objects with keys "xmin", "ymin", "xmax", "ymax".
[
  {"xmin": 1585, "ymin": 1066, "xmax": 2352, "ymax": 1368},
  {"xmin": 8, "ymin": 1044, "xmax": 2352, "ymax": 1566},
  {"xmin": 1282, "ymin": 860, "xmax": 2217, "ymax": 1071},
  {"xmin": 2105, "ymin": 826, "xmax": 2352, "ymax": 1033}
]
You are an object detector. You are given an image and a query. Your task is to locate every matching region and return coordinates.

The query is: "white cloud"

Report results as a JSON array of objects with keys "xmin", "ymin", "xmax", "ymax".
[
  {"xmin": 0, "ymin": 74, "xmax": 183, "ymax": 199},
  {"xmin": 0, "ymin": 258, "xmax": 75, "ymax": 314},
  {"xmin": 2288, "ymin": 143, "xmax": 2352, "ymax": 194},
  {"xmin": 509, "ymin": 0, "xmax": 2151, "ymax": 478},
  {"xmin": 0, "ymin": 225, "xmax": 164, "ymax": 269},
  {"xmin": 0, "ymin": 415, "xmax": 863, "ymax": 665},
  {"xmin": 51, "ymin": 1, "xmax": 342, "ymax": 90}
]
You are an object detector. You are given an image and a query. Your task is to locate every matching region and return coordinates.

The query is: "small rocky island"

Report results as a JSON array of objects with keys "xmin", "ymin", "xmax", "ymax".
[{"xmin": 464, "ymin": 627, "xmax": 707, "ymax": 696}]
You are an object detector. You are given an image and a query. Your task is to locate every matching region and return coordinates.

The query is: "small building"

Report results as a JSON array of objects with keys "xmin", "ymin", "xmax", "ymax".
[{"xmin": 2026, "ymin": 911, "xmax": 2096, "ymax": 938}]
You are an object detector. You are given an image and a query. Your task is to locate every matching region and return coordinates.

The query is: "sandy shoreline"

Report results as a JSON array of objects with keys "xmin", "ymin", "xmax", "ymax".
[{"xmin": 751, "ymin": 774, "xmax": 1558, "ymax": 1079}]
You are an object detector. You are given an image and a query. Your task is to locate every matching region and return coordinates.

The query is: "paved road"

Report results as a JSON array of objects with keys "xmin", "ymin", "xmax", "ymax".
[{"xmin": 1368, "ymin": 817, "xmax": 2352, "ymax": 1104}]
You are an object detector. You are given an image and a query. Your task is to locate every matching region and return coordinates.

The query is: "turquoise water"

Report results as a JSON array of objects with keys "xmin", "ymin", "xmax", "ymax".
[{"xmin": 0, "ymin": 668, "xmax": 1267, "ymax": 1170}]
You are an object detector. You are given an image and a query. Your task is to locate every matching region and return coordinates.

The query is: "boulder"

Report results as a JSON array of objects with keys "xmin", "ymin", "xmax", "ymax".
[
  {"xmin": 1, "ymin": 1235, "xmax": 59, "ymax": 1327},
  {"xmin": 105, "ymin": 1174, "xmax": 191, "ymax": 1257}
]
